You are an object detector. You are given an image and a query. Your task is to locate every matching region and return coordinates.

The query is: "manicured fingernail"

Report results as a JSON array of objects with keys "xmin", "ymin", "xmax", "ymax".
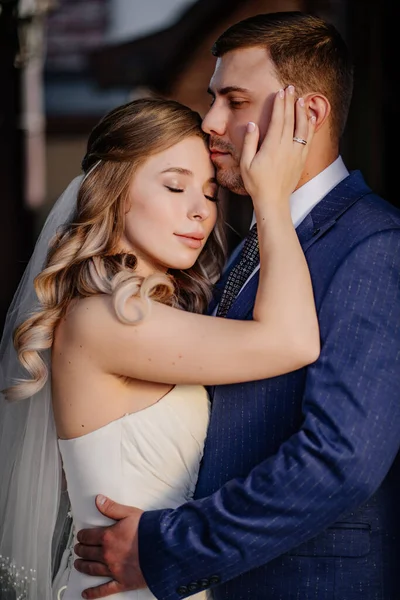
[
  {"xmin": 97, "ymin": 494, "xmax": 107, "ymax": 505},
  {"xmin": 298, "ymin": 97, "xmax": 304, "ymax": 107},
  {"xmin": 247, "ymin": 121, "xmax": 256, "ymax": 132},
  {"xmin": 279, "ymin": 89, "xmax": 284, "ymax": 99},
  {"xmin": 288, "ymin": 85, "xmax": 295, "ymax": 94}
]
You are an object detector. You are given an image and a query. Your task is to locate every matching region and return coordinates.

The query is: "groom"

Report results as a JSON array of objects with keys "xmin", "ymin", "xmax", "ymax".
[{"xmin": 75, "ymin": 12, "xmax": 400, "ymax": 600}]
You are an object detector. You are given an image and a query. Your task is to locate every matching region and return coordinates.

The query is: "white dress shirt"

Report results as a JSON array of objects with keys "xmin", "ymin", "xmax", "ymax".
[{"xmin": 213, "ymin": 156, "xmax": 349, "ymax": 315}]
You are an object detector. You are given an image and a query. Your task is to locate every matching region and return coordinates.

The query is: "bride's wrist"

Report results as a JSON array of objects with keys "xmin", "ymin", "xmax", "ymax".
[{"xmin": 253, "ymin": 199, "xmax": 291, "ymax": 223}]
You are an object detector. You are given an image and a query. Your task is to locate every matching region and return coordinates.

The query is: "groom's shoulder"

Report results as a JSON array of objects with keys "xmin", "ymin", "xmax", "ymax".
[
  {"xmin": 341, "ymin": 177, "xmax": 400, "ymax": 243},
  {"xmin": 358, "ymin": 191, "xmax": 400, "ymax": 226},
  {"xmin": 314, "ymin": 176, "xmax": 400, "ymax": 275}
]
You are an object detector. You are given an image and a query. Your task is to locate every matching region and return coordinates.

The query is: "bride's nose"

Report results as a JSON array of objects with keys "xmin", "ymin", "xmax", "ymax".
[{"xmin": 188, "ymin": 195, "xmax": 211, "ymax": 221}]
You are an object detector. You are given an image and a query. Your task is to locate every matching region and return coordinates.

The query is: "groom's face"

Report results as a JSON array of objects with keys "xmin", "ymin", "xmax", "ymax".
[{"xmin": 202, "ymin": 47, "xmax": 282, "ymax": 195}]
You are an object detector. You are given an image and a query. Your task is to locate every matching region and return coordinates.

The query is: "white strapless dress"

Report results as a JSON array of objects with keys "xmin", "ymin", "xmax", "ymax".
[{"xmin": 55, "ymin": 384, "xmax": 210, "ymax": 600}]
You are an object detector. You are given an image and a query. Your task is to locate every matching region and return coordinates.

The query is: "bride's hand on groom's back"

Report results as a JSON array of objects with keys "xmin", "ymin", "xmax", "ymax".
[{"xmin": 74, "ymin": 495, "xmax": 146, "ymax": 598}]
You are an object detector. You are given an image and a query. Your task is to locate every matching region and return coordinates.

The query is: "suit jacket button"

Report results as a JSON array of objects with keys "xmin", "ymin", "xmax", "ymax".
[
  {"xmin": 199, "ymin": 578, "xmax": 209, "ymax": 588},
  {"xmin": 209, "ymin": 575, "xmax": 220, "ymax": 585},
  {"xmin": 177, "ymin": 585, "xmax": 188, "ymax": 595},
  {"xmin": 188, "ymin": 583, "xmax": 199, "ymax": 592}
]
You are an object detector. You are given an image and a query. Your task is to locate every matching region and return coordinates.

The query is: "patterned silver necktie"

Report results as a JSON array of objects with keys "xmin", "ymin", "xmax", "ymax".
[{"xmin": 216, "ymin": 223, "xmax": 259, "ymax": 317}]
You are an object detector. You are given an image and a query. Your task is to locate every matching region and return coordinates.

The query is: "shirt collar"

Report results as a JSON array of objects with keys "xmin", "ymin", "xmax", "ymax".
[{"xmin": 250, "ymin": 156, "xmax": 349, "ymax": 229}]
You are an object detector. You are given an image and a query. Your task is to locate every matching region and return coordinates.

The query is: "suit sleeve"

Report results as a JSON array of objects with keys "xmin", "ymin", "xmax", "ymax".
[{"xmin": 138, "ymin": 229, "xmax": 400, "ymax": 599}]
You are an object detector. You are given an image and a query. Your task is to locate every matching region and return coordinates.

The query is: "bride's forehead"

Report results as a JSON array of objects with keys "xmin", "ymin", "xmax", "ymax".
[
  {"xmin": 134, "ymin": 138, "xmax": 212, "ymax": 177},
  {"xmin": 152, "ymin": 137, "xmax": 208, "ymax": 162}
]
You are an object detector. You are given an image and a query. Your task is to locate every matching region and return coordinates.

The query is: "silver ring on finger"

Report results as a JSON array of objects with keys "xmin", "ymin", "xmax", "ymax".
[{"xmin": 293, "ymin": 136, "xmax": 307, "ymax": 145}]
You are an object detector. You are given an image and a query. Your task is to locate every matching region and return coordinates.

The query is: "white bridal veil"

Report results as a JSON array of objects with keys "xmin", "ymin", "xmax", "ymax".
[{"xmin": 0, "ymin": 175, "xmax": 83, "ymax": 600}]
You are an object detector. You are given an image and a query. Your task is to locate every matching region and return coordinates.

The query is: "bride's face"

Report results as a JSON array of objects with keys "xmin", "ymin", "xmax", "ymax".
[{"xmin": 120, "ymin": 136, "xmax": 219, "ymax": 275}]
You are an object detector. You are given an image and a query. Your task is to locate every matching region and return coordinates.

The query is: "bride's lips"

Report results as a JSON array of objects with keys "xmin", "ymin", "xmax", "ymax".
[{"xmin": 174, "ymin": 233, "xmax": 204, "ymax": 249}]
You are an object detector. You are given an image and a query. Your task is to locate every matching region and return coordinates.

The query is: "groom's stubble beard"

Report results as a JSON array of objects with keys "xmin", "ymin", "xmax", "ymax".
[
  {"xmin": 210, "ymin": 136, "xmax": 247, "ymax": 195},
  {"xmin": 216, "ymin": 164, "xmax": 247, "ymax": 195}
]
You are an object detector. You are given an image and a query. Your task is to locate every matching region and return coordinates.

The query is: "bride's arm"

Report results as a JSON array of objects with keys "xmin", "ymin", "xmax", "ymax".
[{"xmin": 69, "ymin": 87, "xmax": 319, "ymax": 386}]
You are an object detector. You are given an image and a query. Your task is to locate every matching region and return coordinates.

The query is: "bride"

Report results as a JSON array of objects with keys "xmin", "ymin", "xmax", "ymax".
[{"xmin": 0, "ymin": 90, "xmax": 317, "ymax": 599}]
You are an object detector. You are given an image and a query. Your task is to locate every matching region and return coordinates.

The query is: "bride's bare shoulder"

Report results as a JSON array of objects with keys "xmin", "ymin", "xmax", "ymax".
[{"xmin": 56, "ymin": 294, "xmax": 115, "ymax": 341}]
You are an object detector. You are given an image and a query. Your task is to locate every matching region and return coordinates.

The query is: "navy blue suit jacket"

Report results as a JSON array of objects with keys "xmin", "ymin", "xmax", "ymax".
[{"xmin": 139, "ymin": 171, "xmax": 400, "ymax": 600}]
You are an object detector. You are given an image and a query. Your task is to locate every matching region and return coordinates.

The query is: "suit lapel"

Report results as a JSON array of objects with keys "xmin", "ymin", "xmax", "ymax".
[
  {"xmin": 297, "ymin": 170, "xmax": 371, "ymax": 251},
  {"xmin": 223, "ymin": 170, "xmax": 372, "ymax": 320}
]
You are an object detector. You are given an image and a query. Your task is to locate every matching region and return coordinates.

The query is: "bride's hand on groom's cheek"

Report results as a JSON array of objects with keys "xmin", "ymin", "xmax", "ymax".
[{"xmin": 74, "ymin": 494, "xmax": 146, "ymax": 599}]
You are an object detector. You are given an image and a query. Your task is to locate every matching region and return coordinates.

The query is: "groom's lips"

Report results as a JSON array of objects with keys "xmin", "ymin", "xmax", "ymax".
[
  {"xmin": 210, "ymin": 148, "xmax": 230, "ymax": 160},
  {"xmin": 210, "ymin": 147, "xmax": 228, "ymax": 154}
]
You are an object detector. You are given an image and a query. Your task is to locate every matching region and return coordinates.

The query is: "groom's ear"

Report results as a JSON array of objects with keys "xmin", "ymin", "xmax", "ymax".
[{"xmin": 304, "ymin": 93, "xmax": 330, "ymax": 132}]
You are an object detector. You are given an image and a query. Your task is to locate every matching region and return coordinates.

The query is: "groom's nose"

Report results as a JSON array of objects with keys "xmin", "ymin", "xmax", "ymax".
[{"xmin": 202, "ymin": 104, "xmax": 226, "ymax": 137}]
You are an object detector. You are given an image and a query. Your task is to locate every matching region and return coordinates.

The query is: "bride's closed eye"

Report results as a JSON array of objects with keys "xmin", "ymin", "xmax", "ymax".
[
  {"xmin": 165, "ymin": 186, "xmax": 218, "ymax": 203},
  {"xmin": 165, "ymin": 185, "xmax": 184, "ymax": 193}
]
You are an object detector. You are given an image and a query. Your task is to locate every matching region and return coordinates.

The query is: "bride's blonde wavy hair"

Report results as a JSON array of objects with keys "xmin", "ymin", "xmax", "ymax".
[{"xmin": 7, "ymin": 98, "xmax": 227, "ymax": 401}]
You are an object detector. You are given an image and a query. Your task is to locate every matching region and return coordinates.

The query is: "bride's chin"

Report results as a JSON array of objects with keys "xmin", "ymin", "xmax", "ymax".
[
  {"xmin": 166, "ymin": 258, "xmax": 199, "ymax": 271},
  {"xmin": 157, "ymin": 252, "xmax": 200, "ymax": 272}
]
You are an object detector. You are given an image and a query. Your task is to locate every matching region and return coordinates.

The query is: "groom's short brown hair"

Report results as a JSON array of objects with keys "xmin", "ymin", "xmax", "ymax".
[{"xmin": 212, "ymin": 11, "xmax": 354, "ymax": 140}]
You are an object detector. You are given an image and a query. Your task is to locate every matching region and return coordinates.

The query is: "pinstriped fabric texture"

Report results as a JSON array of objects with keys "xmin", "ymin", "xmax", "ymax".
[{"xmin": 139, "ymin": 171, "xmax": 400, "ymax": 600}]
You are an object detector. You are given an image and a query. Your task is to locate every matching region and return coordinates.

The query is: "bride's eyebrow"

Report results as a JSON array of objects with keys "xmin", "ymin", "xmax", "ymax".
[
  {"xmin": 161, "ymin": 168, "xmax": 217, "ymax": 185},
  {"xmin": 161, "ymin": 167, "xmax": 193, "ymax": 176}
]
